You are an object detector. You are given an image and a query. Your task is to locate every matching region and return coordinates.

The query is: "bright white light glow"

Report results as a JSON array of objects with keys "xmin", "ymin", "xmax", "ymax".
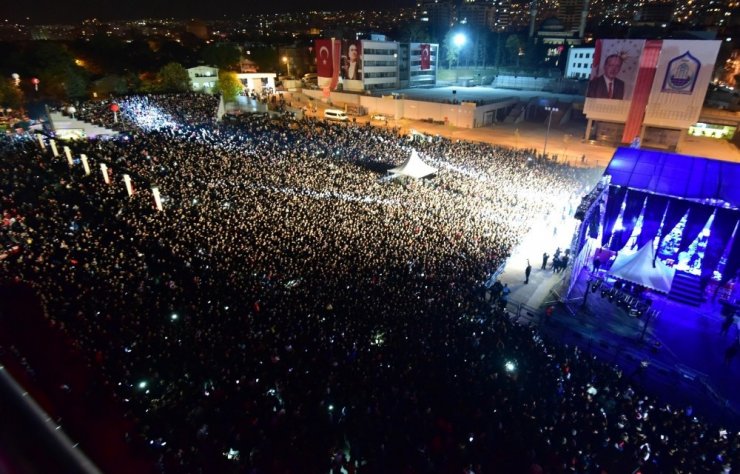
[{"xmin": 453, "ymin": 33, "xmax": 466, "ymax": 47}]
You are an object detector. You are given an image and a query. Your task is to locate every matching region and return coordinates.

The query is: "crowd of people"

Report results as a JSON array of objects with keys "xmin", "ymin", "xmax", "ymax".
[{"xmin": 2, "ymin": 93, "xmax": 738, "ymax": 473}]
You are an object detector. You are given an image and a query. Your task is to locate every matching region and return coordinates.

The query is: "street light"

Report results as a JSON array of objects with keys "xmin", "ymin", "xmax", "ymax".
[
  {"xmin": 282, "ymin": 56, "xmax": 291, "ymax": 77},
  {"xmin": 543, "ymin": 105, "xmax": 559, "ymax": 158},
  {"xmin": 453, "ymin": 33, "xmax": 466, "ymax": 48},
  {"xmin": 452, "ymin": 33, "xmax": 466, "ymax": 83}
]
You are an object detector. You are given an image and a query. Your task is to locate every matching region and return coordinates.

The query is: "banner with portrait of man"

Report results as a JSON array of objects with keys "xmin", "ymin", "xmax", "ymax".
[
  {"xmin": 586, "ymin": 39, "xmax": 645, "ymax": 101},
  {"xmin": 341, "ymin": 40, "xmax": 363, "ymax": 91}
]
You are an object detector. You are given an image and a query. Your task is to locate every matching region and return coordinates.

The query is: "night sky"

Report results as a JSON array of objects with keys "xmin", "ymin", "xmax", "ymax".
[{"xmin": 4, "ymin": 0, "xmax": 411, "ymax": 24}]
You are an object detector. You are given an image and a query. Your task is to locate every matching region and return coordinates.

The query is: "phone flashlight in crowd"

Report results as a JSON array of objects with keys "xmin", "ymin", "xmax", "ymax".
[
  {"xmin": 138, "ymin": 380, "xmax": 147, "ymax": 390},
  {"xmin": 225, "ymin": 448, "xmax": 240, "ymax": 460},
  {"xmin": 505, "ymin": 361, "xmax": 516, "ymax": 373},
  {"xmin": 171, "ymin": 313, "xmax": 178, "ymax": 321},
  {"xmin": 328, "ymin": 404, "xmax": 334, "ymax": 412}
]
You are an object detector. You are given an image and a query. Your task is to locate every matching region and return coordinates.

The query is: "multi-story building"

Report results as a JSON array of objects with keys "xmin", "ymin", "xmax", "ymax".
[
  {"xmin": 315, "ymin": 38, "xmax": 438, "ymax": 92},
  {"xmin": 458, "ymin": 0, "xmax": 492, "ymax": 30},
  {"xmin": 417, "ymin": 0, "xmax": 455, "ymax": 36},
  {"xmin": 635, "ymin": 0, "xmax": 674, "ymax": 25},
  {"xmin": 489, "ymin": 0, "xmax": 512, "ymax": 31},
  {"xmin": 565, "ymin": 46, "xmax": 595, "ymax": 78},
  {"xmin": 557, "ymin": 0, "xmax": 588, "ymax": 32},
  {"xmin": 362, "ymin": 40, "xmax": 402, "ymax": 91},
  {"xmin": 399, "ymin": 42, "xmax": 440, "ymax": 88},
  {"xmin": 187, "ymin": 66, "xmax": 219, "ymax": 93}
]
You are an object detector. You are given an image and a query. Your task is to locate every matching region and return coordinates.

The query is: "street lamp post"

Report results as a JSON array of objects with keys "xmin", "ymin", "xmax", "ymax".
[
  {"xmin": 282, "ymin": 56, "xmax": 291, "ymax": 77},
  {"xmin": 543, "ymin": 105, "xmax": 559, "ymax": 159},
  {"xmin": 452, "ymin": 33, "xmax": 466, "ymax": 84}
]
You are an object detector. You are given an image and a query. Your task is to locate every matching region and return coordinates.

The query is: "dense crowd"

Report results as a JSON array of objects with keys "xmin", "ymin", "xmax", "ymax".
[{"xmin": 2, "ymin": 93, "xmax": 738, "ymax": 473}]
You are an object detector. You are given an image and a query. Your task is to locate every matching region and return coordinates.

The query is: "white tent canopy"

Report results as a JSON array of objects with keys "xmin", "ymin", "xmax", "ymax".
[
  {"xmin": 388, "ymin": 150, "xmax": 438, "ymax": 179},
  {"xmin": 608, "ymin": 243, "xmax": 676, "ymax": 293}
]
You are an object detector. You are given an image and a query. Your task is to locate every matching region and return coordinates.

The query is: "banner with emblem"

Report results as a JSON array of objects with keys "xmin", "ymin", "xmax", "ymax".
[
  {"xmin": 661, "ymin": 51, "xmax": 701, "ymax": 94},
  {"xmin": 420, "ymin": 44, "xmax": 431, "ymax": 70},
  {"xmin": 655, "ymin": 40, "xmax": 721, "ymax": 96}
]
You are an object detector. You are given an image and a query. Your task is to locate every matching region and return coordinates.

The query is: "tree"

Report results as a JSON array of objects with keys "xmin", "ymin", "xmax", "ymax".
[
  {"xmin": 505, "ymin": 34, "xmax": 524, "ymax": 67},
  {"xmin": 396, "ymin": 22, "xmax": 431, "ymax": 43},
  {"xmin": 94, "ymin": 75, "xmax": 131, "ymax": 97},
  {"xmin": 0, "ymin": 78, "xmax": 24, "ymax": 110},
  {"xmin": 443, "ymin": 30, "xmax": 461, "ymax": 69},
  {"xmin": 201, "ymin": 43, "xmax": 242, "ymax": 70},
  {"xmin": 64, "ymin": 70, "xmax": 89, "ymax": 100},
  {"xmin": 158, "ymin": 62, "xmax": 191, "ymax": 93},
  {"xmin": 248, "ymin": 46, "xmax": 279, "ymax": 73},
  {"xmin": 215, "ymin": 71, "xmax": 242, "ymax": 102}
]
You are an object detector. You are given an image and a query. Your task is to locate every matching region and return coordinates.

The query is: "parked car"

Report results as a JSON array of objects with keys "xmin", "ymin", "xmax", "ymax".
[{"xmin": 371, "ymin": 114, "xmax": 388, "ymax": 122}]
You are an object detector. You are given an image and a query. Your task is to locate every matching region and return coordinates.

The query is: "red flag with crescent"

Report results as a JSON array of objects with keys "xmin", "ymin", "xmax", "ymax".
[
  {"xmin": 420, "ymin": 44, "xmax": 431, "ymax": 70},
  {"xmin": 315, "ymin": 39, "xmax": 333, "ymax": 79}
]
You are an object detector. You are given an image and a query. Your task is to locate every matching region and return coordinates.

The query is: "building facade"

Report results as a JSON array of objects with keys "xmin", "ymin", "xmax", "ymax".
[
  {"xmin": 565, "ymin": 46, "xmax": 595, "ymax": 79},
  {"xmin": 316, "ymin": 38, "xmax": 438, "ymax": 92},
  {"xmin": 399, "ymin": 42, "xmax": 440, "ymax": 88},
  {"xmin": 362, "ymin": 40, "xmax": 401, "ymax": 91},
  {"xmin": 187, "ymin": 66, "xmax": 219, "ymax": 93}
]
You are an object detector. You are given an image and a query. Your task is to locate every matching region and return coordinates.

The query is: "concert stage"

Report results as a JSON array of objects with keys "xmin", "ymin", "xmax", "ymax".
[{"xmin": 555, "ymin": 147, "xmax": 740, "ymax": 427}]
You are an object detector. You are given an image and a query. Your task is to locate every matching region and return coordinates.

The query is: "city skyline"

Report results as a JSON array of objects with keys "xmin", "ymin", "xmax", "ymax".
[{"xmin": 3, "ymin": 0, "xmax": 417, "ymax": 24}]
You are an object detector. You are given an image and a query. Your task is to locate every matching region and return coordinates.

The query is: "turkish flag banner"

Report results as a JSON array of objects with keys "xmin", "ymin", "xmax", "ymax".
[
  {"xmin": 315, "ymin": 39, "xmax": 333, "ymax": 79},
  {"xmin": 420, "ymin": 44, "xmax": 431, "ymax": 70}
]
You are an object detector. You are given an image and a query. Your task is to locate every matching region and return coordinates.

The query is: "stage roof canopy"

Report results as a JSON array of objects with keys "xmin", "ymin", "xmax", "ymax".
[{"xmin": 604, "ymin": 147, "xmax": 740, "ymax": 209}]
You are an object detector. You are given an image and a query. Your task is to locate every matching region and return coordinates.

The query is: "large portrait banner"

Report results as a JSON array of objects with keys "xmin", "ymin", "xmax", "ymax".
[{"xmin": 586, "ymin": 39, "xmax": 645, "ymax": 101}]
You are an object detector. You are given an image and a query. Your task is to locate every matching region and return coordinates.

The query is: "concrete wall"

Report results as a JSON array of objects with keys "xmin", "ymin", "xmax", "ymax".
[
  {"xmin": 472, "ymin": 99, "xmax": 519, "ymax": 127},
  {"xmin": 304, "ymin": 89, "xmax": 491, "ymax": 128}
]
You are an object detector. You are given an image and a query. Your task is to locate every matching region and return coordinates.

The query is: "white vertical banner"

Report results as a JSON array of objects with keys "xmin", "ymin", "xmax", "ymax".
[
  {"xmin": 80, "ymin": 154, "xmax": 90, "ymax": 175},
  {"xmin": 123, "ymin": 174, "xmax": 134, "ymax": 196},
  {"xmin": 100, "ymin": 163, "xmax": 110, "ymax": 184},
  {"xmin": 151, "ymin": 186, "xmax": 163, "ymax": 211},
  {"xmin": 36, "ymin": 134, "xmax": 46, "ymax": 150},
  {"xmin": 50, "ymin": 139, "xmax": 59, "ymax": 157},
  {"xmin": 63, "ymin": 146, "xmax": 73, "ymax": 166},
  {"xmin": 644, "ymin": 39, "xmax": 722, "ymax": 128}
]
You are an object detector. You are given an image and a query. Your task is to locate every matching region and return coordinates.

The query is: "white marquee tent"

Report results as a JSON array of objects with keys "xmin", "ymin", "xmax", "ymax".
[{"xmin": 388, "ymin": 150, "xmax": 438, "ymax": 179}]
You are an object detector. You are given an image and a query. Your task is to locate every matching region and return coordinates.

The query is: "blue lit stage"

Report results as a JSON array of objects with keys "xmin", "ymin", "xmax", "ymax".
[
  {"xmin": 561, "ymin": 147, "xmax": 740, "ymax": 425},
  {"xmin": 570, "ymin": 147, "xmax": 740, "ymax": 302}
]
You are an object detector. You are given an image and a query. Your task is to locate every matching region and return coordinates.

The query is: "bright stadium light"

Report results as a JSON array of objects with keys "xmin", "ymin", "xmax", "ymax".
[{"xmin": 453, "ymin": 33, "xmax": 466, "ymax": 47}]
